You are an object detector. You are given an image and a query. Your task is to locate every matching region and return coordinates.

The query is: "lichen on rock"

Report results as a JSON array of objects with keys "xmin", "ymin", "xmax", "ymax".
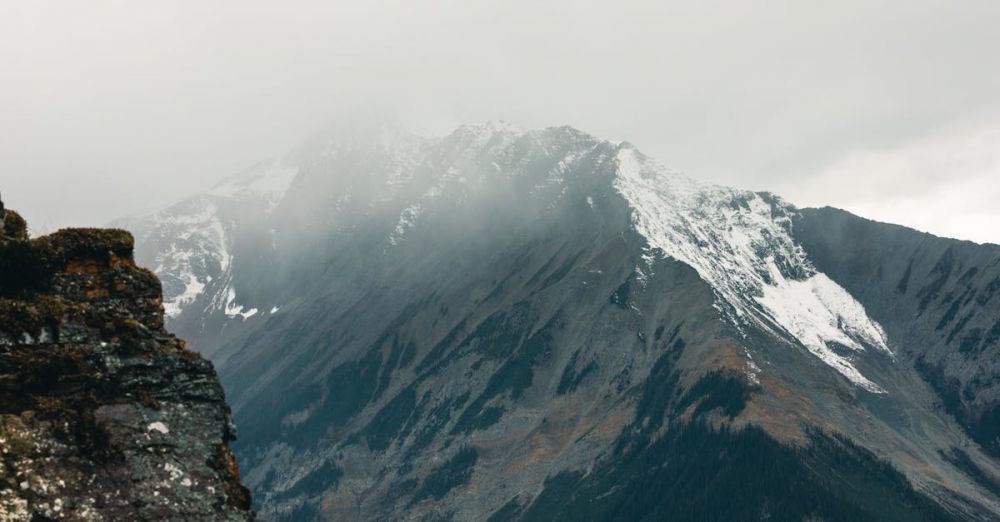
[{"xmin": 0, "ymin": 205, "xmax": 254, "ymax": 520}]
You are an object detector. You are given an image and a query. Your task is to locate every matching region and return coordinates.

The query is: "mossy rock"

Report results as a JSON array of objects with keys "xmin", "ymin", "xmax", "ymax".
[
  {"xmin": 0, "ymin": 238, "xmax": 50, "ymax": 296},
  {"xmin": 0, "ymin": 296, "xmax": 87, "ymax": 340},
  {"xmin": 2, "ymin": 210, "xmax": 28, "ymax": 239},
  {"xmin": 35, "ymin": 228, "xmax": 135, "ymax": 262},
  {"xmin": 1, "ymin": 226, "xmax": 139, "ymax": 297}
]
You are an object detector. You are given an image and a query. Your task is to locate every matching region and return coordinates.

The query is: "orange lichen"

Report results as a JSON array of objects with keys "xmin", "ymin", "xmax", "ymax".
[
  {"xmin": 84, "ymin": 288, "xmax": 111, "ymax": 299},
  {"xmin": 108, "ymin": 254, "xmax": 133, "ymax": 268},
  {"xmin": 215, "ymin": 443, "xmax": 253, "ymax": 510}
]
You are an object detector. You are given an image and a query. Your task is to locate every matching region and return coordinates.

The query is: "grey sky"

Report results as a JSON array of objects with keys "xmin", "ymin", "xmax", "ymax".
[{"xmin": 2, "ymin": 1, "xmax": 998, "ymax": 243}]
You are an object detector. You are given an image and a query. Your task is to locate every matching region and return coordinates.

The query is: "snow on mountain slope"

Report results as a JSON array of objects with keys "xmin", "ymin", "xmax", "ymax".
[
  {"xmin": 115, "ymin": 123, "xmax": 1000, "ymax": 520},
  {"xmin": 614, "ymin": 145, "xmax": 891, "ymax": 392},
  {"xmin": 384, "ymin": 122, "xmax": 578, "ymax": 246},
  {"xmin": 130, "ymin": 123, "xmax": 892, "ymax": 392},
  {"xmin": 208, "ymin": 158, "xmax": 299, "ymax": 212},
  {"xmin": 123, "ymin": 157, "xmax": 300, "ymax": 320},
  {"xmin": 132, "ymin": 197, "xmax": 231, "ymax": 319}
]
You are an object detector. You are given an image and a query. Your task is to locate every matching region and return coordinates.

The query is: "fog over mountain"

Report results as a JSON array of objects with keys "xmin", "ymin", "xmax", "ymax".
[
  {"xmin": 115, "ymin": 121, "xmax": 1000, "ymax": 520},
  {"xmin": 4, "ymin": 2, "xmax": 1000, "ymax": 521},
  {"xmin": 2, "ymin": 1, "xmax": 999, "ymax": 243}
]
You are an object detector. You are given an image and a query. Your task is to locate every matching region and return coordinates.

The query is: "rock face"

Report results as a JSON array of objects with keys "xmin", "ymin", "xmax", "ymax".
[
  {"xmin": 0, "ymin": 207, "xmax": 254, "ymax": 520},
  {"xmin": 794, "ymin": 208, "xmax": 1000, "ymax": 458},
  {"xmin": 119, "ymin": 122, "xmax": 1000, "ymax": 521}
]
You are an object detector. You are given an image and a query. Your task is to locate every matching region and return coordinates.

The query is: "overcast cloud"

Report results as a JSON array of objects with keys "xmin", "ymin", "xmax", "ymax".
[{"xmin": 1, "ymin": 0, "xmax": 998, "ymax": 243}]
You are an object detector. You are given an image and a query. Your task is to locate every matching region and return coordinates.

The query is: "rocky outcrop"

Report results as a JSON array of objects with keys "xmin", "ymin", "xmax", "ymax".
[{"xmin": 0, "ymin": 206, "xmax": 254, "ymax": 520}]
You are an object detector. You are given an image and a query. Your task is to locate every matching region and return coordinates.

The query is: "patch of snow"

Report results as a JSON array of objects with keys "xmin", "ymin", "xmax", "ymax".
[
  {"xmin": 756, "ymin": 273, "xmax": 890, "ymax": 392},
  {"xmin": 163, "ymin": 271, "xmax": 205, "ymax": 319},
  {"xmin": 388, "ymin": 203, "xmax": 425, "ymax": 245},
  {"xmin": 614, "ymin": 145, "xmax": 891, "ymax": 392},
  {"xmin": 209, "ymin": 158, "xmax": 299, "ymax": 212},
  {"xmin": 270, "ymin": 306, "xmax": 280, "ymax": 314},
  {"xmin": 744, "ymin": 349, "xmax": 762, "ymax": 386},
  {"xmin": 458, "ymin": 121, "xmax": 525, "ymax": 148},
  {"xmin": 144, "ymin": 199, "xmax": 231, "ymax": 319},
  {"xmin": 223, "ymin": 287, "xmax": 258, "ymax": 320}
]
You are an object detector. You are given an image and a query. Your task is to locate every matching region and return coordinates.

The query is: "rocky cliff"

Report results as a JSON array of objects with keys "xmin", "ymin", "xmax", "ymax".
[{"xmin": 0, "ymin": 205, "xmax": 254, "ymax": 520}]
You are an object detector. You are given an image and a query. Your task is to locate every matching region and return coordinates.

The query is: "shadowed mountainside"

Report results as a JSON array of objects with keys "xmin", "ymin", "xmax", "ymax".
[{"xmin": 119, "ymin": 122, "xmax": 1000, "ymax": 521}]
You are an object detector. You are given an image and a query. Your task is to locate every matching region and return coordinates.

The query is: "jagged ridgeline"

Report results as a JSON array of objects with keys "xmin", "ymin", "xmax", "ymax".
[
  {"xmin": 0, "ymin": 206, "xmax": 254, "ymax": 520},
  {"xmin": 118, "ymin": 123, "xmax": 1000, "ymax": 521}
]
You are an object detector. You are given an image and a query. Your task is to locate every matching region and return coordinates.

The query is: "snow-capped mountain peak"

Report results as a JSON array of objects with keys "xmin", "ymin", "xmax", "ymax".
[
  {"xmin": 613, "ymin": 145, "xmax": 891, "ymax": 392},
  {"xmin": 125, "ymin": 122, "xmax": 892, "ymax": 391},
  {"xmin": 115, "ymin": 122, "xmax": 1000, "ymax": 520}
]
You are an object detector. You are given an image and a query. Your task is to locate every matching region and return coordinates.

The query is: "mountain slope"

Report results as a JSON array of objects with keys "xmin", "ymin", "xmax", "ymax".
[
  {"xmin": 119, "ymin": 122, "xmax": 1000, "ymax": 520},
  {"xmin": 794, "ymin": 208, "xmax": 1000, "ymax": 458}
]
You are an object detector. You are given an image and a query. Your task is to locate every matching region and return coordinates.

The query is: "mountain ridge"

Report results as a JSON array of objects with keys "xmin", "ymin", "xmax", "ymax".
[{"xmin": 116, "ymin": 121, "xmax": 1000, "ymax": 520}]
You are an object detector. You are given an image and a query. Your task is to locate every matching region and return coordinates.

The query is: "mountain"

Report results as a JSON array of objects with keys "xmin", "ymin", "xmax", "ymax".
[
  {"xmin": 0, "ymin": 206, "xmax": 254, "ymax": 520},
  {"xmin": 117, "ymin": 122, "xmax": 1000, "ymax": 521}
]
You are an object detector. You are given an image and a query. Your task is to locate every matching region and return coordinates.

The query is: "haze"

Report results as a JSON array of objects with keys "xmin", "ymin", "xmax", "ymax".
[{"xmin": 1, "ymin": 1, "xmax": 998, "ymax": 243}]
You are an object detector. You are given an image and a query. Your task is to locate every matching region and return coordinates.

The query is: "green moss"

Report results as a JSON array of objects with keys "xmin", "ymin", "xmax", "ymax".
[
  {"xmin": 0, "ymin": 296, "xmax": 86, "ymax": 339},
  {"xmin": 0, "ymin": 224, "xmax": 143, "ymax": 299},
  {"xmin": 0, "ymin": 238, "xmax": 50, "ymax": 296},
  {"xmin": 101, "ymin": 317, "xmax": 152, "ymax": 352},
  {"xmin": 35, "ymin": 227, "xmax": 134, "ymax": 262},
  {"xmin": 123, "ymin": 266, "xmax": 164, "ymax": 297},
  {"xmin": 2, "ymin": 210, "xmax": 28, "ymax": 239}
]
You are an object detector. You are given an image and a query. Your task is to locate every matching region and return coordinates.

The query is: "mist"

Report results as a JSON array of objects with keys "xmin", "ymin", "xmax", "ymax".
[{"xmin": 2, "ymin": 0, "xmax": 998, "ymax": 243}]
